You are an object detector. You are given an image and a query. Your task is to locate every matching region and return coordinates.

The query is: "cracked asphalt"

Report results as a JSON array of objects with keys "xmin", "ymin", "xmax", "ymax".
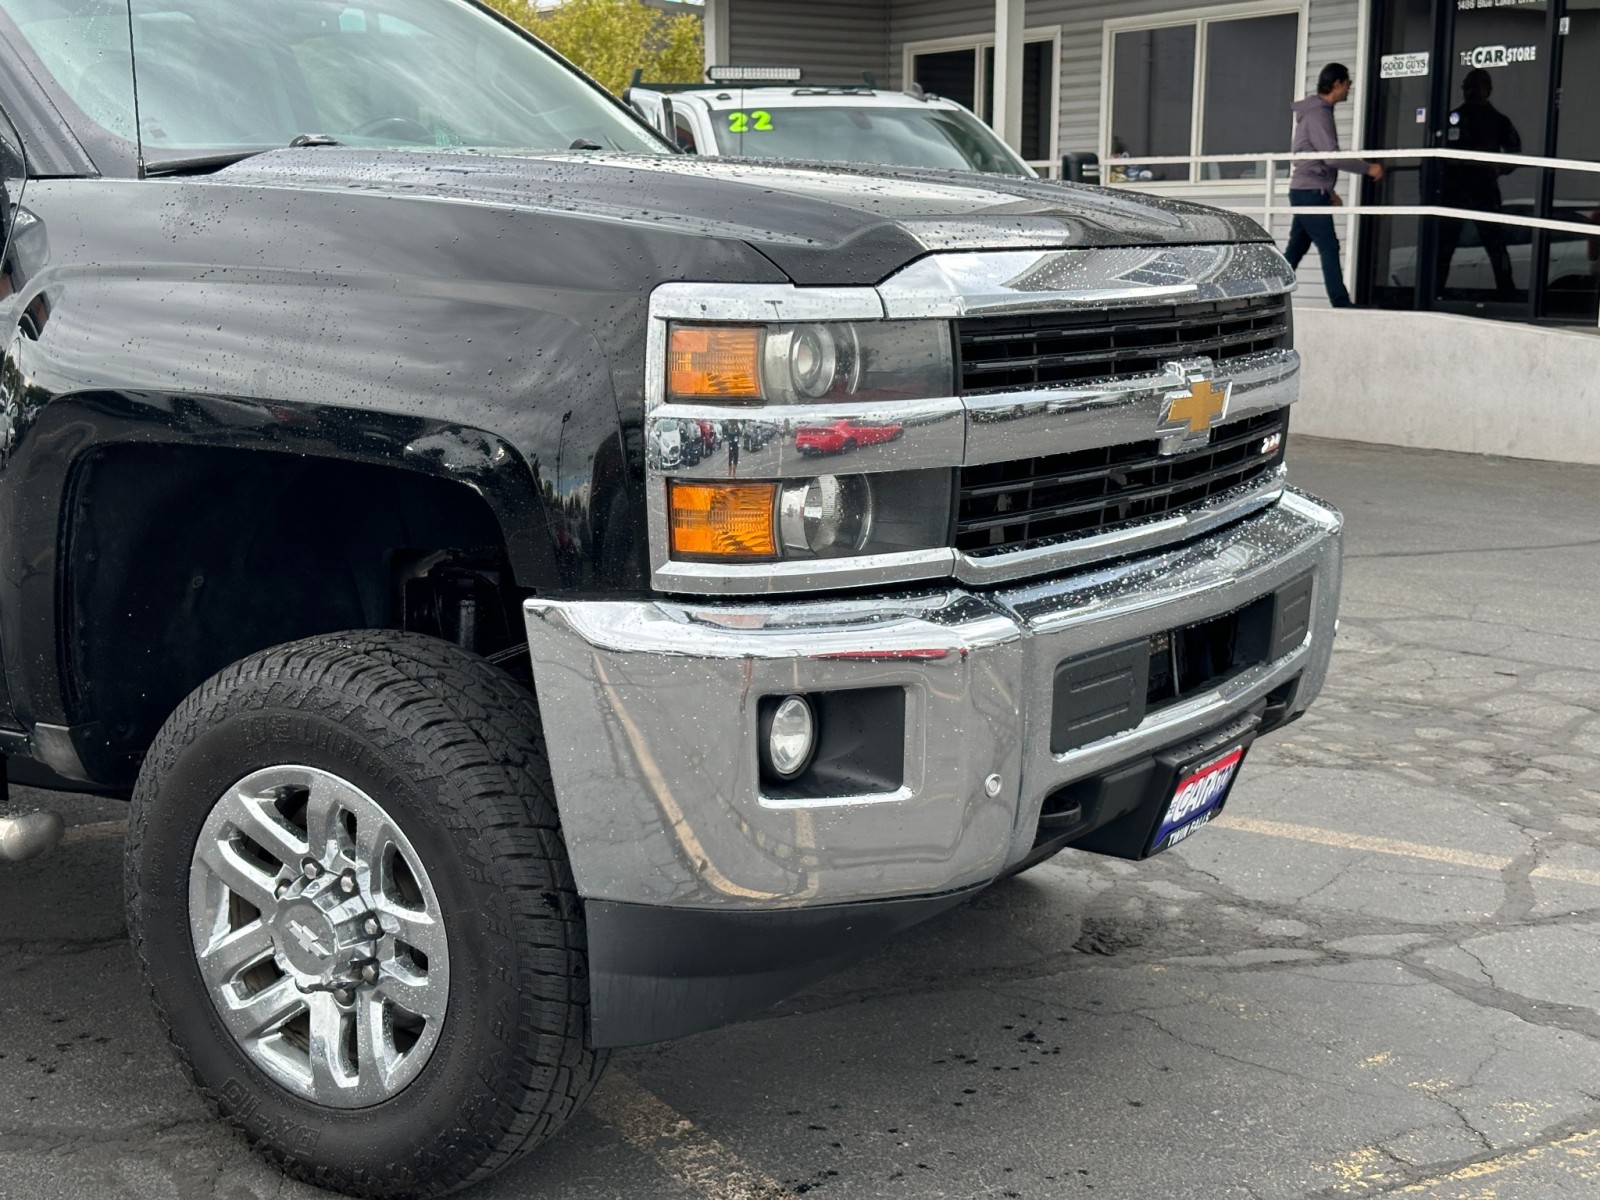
[{"xmin": 4, "ymin": 435, "xmax": 1599, "ymax": 1199}]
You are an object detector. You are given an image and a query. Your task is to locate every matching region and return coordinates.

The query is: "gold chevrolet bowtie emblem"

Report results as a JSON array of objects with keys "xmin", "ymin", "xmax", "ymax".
[{"xmin": 1165, "ymin": 378, "xmax": 1229, "ymax": 435}]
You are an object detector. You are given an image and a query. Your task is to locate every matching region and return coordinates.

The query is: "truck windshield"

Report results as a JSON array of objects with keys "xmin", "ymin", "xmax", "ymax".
[
  {"xmin": 0, "ymin": 0, "xmax": 667, "ymax": 165},
  {"xmin": 711, "ymin": 103, "xmax": 1031, "ymax": 176}
]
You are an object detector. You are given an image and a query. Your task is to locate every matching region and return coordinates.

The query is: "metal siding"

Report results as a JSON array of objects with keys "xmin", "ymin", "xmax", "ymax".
[
  {"xmin": 888, "ymin": 0, "xmax": 1002, "ymax": 90},
  {"xmin": 891, "ymin": 0, "xmax": 997, "ymax": 55},
  {"xmin": 1293, "ymin": 0, "xmax": 1362, "ymax": 307},
  {"xmin": 728, "ymin": 1, "xmax": 891, "ymax": 85},
  {"xmin": 1306, "ymin": 0, "xmax": 1361, "ymax": 154}
]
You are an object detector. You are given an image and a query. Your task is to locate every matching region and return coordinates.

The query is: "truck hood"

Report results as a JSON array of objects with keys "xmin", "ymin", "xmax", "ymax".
[{"xmin": 211, "ymin": 149, "xmax": 1268, "ymax": 286}]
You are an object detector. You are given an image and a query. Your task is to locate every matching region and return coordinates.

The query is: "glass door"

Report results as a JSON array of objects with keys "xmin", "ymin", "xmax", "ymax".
[
  {"xmin": 1435, "ymin": 0, "xmax": 1551, "ymax": 316},
  {"xmin": 1544, "ymin": 0, "xmax": 1600, "ymax": 323},
  {"xmin": 1361, "ymin": 0, "xmax": 1437, "ymax": 309}
]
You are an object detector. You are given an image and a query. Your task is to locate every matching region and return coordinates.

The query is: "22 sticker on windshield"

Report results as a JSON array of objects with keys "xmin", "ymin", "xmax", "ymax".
[{"xmin": 727, "ymin": 111, "xmax": 774, "ymax": 133}]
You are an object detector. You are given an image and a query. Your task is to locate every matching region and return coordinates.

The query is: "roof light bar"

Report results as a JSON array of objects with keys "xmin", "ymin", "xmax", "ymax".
[{"xmin": 706, "ymin": 65, "xmax": 804, "ymax": 83}]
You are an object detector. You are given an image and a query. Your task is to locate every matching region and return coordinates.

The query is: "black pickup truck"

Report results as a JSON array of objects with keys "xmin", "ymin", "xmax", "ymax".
[{"xmin": 0, "ymin": 1, "xmax": 1342, "ymax": 1196}]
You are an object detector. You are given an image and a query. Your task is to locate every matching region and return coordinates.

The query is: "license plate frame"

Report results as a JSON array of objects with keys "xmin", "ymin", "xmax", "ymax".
[{"xmin": 1147, "ymin": 744, "xmax": 1247, "ymax": 855}]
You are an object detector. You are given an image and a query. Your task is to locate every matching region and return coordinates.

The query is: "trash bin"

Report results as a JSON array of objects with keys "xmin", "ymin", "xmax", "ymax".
[{"xmin": 1061, "ymin": 151, "xmax": 1100, "ymax": 183}]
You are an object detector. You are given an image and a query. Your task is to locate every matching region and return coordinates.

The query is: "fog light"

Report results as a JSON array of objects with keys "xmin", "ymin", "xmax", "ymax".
[{"xmin": 762, "ymin": 695, "xmax": 816, "ymax": 780}]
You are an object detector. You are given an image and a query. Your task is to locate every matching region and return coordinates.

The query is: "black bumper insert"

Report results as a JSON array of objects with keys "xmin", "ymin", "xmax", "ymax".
[{"xmin": 1051, "ymin": 572, "xmax": 1313, "ymax": 755}]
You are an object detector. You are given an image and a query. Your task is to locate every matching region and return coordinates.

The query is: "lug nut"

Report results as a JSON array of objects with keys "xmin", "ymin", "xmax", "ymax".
[
  {"xmin": 339, "ymin": 872, "xmax": 358, "ymax": 895},
  {"xmin": 360, "ymin": 962, "xmax": 379, "ymax": 984},
  {"xmin": 363, "ymin": 918, "xmax": 381, "ymax": 937},
  {"xmin": 302, "ymin": 859, "xmax": 322, "ymax": 880},
  {"xmin": 334, "ymin": 987, "xmax": 355, "ymax": 1006},
  {"xmin": 274, "ymin": 880, "xmax": 290, "ymax": 898}
]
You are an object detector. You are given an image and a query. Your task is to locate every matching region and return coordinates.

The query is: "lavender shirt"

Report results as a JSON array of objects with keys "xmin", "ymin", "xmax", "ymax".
[{"xmin": 1289, "ymin": 95, "xmax": 1369, "ymax": 192}]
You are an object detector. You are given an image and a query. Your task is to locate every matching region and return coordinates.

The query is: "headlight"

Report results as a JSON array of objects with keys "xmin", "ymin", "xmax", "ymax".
[
  {"xmin": 655, "ymin": 313, "xmax": 956, "ymax": 582},
  {"xmin": 773, "ymin": 324, "xmax": 851, "ymax": 400},
  {"xmin": 667, "ymin": 469, "xmax": 949, "ymax": 563},
  {"xmin": 779, "ymin": 475, "xmax": 874, "ymax": 557},
  {"xmin": 667, "ymin": 320, "xmax": 951, "ymax": 404}
]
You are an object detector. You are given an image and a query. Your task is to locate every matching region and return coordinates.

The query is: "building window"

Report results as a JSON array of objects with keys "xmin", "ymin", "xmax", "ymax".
[
  {"xmin": 905, "ymin": 30, "xmax": 1060, "ymax": 171},
  {"xmin": 1106, "ymin": 7, "xmax": 1302, "ymax": 182},
  {"xmin": 981, "ymin": 42, "xmax": 1057, "ymax": 163},
  {"xmin": 1109, "ymin": 26, "xmax": 1196, "ymax": 173},
  {"xmin": 912, "ymin": 48, "xmax": 978, "ymax": 114}
]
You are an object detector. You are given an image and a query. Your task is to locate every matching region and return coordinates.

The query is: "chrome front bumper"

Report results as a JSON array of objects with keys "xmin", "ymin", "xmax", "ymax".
[{"xmin": 524, "ymin": 490, "xmax": 1342, "ymax": 911}]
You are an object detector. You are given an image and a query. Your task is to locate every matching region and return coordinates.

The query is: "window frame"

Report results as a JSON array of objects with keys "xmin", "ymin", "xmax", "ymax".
[
  {"xmin": 1100, "ymin": 0, "xmax": 1310, "ymax": 188},
  {"xmin": 901, "ymin": 26, "xmax": 1062, "ymax": 175},
  {"xmin": 0, "ymin": 7, "xmax": 105, "ymax": 178}
]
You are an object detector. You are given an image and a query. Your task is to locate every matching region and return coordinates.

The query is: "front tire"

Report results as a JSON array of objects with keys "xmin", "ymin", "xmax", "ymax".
[{"xmin": 126, "ymin": 631, "xmax": 605, "ymax": 1198}]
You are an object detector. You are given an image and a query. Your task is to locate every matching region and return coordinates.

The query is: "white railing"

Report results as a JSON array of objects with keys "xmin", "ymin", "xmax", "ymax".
[{"xmin": 1100, "ymin": 148, "xmax": 1600, "ymax": 327}]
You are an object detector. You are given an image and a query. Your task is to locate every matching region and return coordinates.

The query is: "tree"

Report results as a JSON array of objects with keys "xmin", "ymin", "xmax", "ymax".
[{"xmin": 483, "ymin": 0, "xmax": 703, "ymax": 96}]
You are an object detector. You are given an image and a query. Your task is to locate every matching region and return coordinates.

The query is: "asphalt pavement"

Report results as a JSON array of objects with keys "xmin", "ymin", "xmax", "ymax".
[{"xmin": 3, "ymin": 435, "xmax": 1599, "ymax": 1200}]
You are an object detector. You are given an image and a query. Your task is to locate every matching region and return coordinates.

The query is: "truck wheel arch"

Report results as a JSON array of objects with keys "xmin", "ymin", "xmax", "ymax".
[{"xmin": 46, "ymin": 429, "xmax": 551, "ymax": 790}]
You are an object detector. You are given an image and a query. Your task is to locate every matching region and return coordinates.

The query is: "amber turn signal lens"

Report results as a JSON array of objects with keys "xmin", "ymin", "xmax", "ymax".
[
  {"xmin": 668, "ymin": 325, "xmax": 763, "ymax": 401},
  {"xmin": 668, "ymin": 482, "xmax": 778, "ymax": 558}
]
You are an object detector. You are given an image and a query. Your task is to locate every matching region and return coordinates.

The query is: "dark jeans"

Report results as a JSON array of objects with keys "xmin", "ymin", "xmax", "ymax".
[{"xmin": 1284, "ymin": 189, "xmax": 1352, "ymax": 307}]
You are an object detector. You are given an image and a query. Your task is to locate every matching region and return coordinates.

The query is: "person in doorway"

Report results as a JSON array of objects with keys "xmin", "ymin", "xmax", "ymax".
[
  {"xmin": 1436, "ymin": 68, "xmax": 1521, "ymax": 300},
  {"xmin": 1285, "ymin": 63, "xmax": 1384, "ymax": 307}
]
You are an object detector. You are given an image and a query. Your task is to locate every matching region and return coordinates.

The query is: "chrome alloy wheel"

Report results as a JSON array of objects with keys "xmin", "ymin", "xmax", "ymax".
[{"xmin": 187, "ymin": 765, "xmax": 449, "ymax": 1108}]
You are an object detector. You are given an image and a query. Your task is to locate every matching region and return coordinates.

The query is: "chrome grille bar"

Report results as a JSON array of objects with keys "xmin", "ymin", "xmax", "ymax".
[
  {"xmin": 958, "ymin": 297, "xmax": 1290, "ymax": 394},
  {"xmin": 957, "ymin": 409, "xmax": 1289, "ymax": 553}
]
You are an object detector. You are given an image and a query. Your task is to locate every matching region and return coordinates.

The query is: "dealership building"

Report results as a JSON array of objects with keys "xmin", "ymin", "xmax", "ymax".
[{"xmin": 701, "ymin": 0, "xmax": 1600, "ymax": 464}]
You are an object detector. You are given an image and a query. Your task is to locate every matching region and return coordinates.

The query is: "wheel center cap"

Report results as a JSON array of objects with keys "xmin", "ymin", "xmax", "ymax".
[{"xmin": 275, "ymin": 902, "xmax": 338, "ymax": 974}]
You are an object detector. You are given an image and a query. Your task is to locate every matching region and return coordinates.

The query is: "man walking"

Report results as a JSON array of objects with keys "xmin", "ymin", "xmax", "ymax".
[{"xmin": 1285, "ymin": 64, "xmax": 1383, "ymax": 307}]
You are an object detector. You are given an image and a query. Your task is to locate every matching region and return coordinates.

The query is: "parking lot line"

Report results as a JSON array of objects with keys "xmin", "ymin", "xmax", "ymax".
[
  {"xmin": 1215, "ymin": 814, "xmax": 1600, "ymax": 888},
  {"xmin": 1389, "ymin": 1126, "xmax": 1600, "ymax": 1194},
  {"xmin": 61, "ymin": 819, "xmax": 128, "ymax": 845},
  {"xmin": 588, "ymin": 1072, "xmax": 799, "ymax": 1200},
  {"xmin": 1213, "ymin": 815, "xmax": 1513, "ymax": 872},
  {"xmin": 1529, "ymin": 862, "xmax": 1600, "ymax": 889}
]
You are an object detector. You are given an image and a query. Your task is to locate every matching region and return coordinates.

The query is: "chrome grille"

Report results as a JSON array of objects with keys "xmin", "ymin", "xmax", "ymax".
[
  {"xmin": 956, "ymin": 297, "xmax": 1290, "ymax": 394},
  {"xmin": 956, "ymin": 409, "xmax": 1288, "ymax": 555}
]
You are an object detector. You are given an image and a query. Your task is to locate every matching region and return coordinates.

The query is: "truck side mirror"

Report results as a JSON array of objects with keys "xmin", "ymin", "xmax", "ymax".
[{"xmin": 1061, "ymin": 151, "xmax": 1100, "ymax": 184}]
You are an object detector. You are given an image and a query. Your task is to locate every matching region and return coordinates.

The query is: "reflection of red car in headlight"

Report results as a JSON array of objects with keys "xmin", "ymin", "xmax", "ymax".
[{"xmin": 794, "ymin": 419, "xmax": 904, "ymax": 455}]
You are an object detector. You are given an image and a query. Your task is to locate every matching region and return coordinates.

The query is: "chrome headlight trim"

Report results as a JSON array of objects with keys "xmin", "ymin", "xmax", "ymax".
[
  {"xmin": 646, "ymin": 283, "xmax": 959, "ymax": 595},
  {"xmin": 652, "ymin": 547, "xmax": 958, "ymax": 596}
]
